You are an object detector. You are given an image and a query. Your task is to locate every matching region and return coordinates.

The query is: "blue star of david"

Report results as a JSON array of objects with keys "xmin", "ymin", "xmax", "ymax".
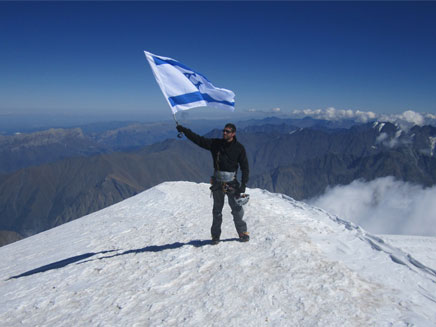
[
  {"xmin": 184, "ymin": 72, "xmax": 203, "ymax": 90},
  {"xmin": 184, "ymin": 72, "xmax": 195, "ymax": 79}
]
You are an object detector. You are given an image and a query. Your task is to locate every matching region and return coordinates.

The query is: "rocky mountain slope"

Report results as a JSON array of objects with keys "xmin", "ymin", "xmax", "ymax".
[
  {"xmin": 0, "ymin": 140, "xmax": 210, "ymax": 238},
  {"xmin": 1, "ymin": 120, "xmax": 435, "ymax": 245},
  {"xmin": 0, "ymin": 119, "xmax": 230, "ymax": 173}
]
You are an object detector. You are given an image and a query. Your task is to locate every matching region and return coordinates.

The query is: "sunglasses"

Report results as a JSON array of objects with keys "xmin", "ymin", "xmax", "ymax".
[{"xmin": 222, "ymin": 129, "xmax": 234, "ymax": 134}]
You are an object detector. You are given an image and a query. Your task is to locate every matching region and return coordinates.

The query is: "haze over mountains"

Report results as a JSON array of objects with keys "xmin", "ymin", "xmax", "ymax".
[{"xmin": 1, "ymin": 116, "xmax": 435, "ymax": 246}]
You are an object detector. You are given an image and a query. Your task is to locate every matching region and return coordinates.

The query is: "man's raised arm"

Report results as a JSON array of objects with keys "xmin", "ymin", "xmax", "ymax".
[{"xmin": 177, "ymin": 125, "xmax": 213, "ymax": 150}]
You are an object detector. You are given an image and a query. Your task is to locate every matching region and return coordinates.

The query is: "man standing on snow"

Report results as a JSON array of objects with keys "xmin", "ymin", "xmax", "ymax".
[{"xmin": 176, "ymin": 123, "xmax": 250, "ymax": 244}]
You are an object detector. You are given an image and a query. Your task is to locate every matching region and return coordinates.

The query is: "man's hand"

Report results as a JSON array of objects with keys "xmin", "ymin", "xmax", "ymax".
[
  {"xmin": 239, "ymin": 184, "xmax": 246, "ymax": 195},
  {"xmin": 176, "ymin": 124, "xmax": 185, "ymax": 133}
]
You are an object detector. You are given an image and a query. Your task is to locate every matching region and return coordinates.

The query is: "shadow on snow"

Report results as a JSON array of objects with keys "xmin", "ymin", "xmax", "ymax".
[
  {"xmin": 7, "ymin": 238, "xmax": 240, "ymax": 280},
  {"xmin": 7, "ymin": 250, "xmax": 118, "ymax": 280}
]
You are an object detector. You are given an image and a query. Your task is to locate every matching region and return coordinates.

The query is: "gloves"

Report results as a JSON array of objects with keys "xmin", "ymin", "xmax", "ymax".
[
  {"xmin": 176, "ymin": 124, "xmax": 185, "ymax": 133},
  {"xmin": 239, "ymin": 184, "xmax": 246, "ymax": 194}
]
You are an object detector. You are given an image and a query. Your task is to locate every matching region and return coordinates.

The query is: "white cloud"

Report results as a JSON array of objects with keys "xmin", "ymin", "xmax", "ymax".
[
  {"xmin": 401, "ymin": 110, "xmax": 425, "ymax": 126},
  {"xmin": 245, "ymin": 107, "xmax": 281, "ymax": 114},
  {"xmin": 290, "ymin": 108, "xmax": 436, "ymax": 128},
  {"xmin": 307, "ymin": 176, "xmax": 436, "ymax": 236},
  {"xmin": 291, "ymin": 107, "xmax": 378, "ymax": 123},
  {"xmin": 376, "ymin": 132, "xmax": 389, "ymax": 143},
  {"xmin": 380, "ymin": 110, "xmax": 426, "ymax": 129},
  {"xmin": 375, "ymin": 131, "xmax": 407, "ymax": 148}
]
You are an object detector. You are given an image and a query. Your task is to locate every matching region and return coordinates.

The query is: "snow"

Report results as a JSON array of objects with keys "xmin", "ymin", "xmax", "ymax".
[
  {"xmin": 429, "ymin": 136, "xmax": 436, "ymax": 156},
  {"xmin": 379, "ymin": 235, "xmax": 436, "ymax": 271},
  {"xmin": 1, "ymin": 181, "xmax": 436, "ymax": 326},
  {"xmin": 373, "ymin": 121, "xmax": 386, "ymax": 132}
]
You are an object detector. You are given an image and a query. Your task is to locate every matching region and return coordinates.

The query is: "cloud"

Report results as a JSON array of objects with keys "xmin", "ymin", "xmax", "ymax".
[
  {"xmin": 290, "ymin": 108, "xmax": 436, "ymax": 128},
  {"xmin": 307, "ymin": 176, "xmax": 436, "ymax": 236},
  {"xmin": 246, "ymin": 107, "xmax": 281, "ymax": 114},
  {"xmin": 401, "ymin": 110, "xmax": 425, "ymax": 126},
  {"xmin": 291, "ymin": 107, "xmax": 377, "ymax": 123},
  {"xmin": 376, "ymin": 132, "xmax": 389, "ymax": 143},
  {"xmin": 375, "ymin": 130, "xmax": 409, "ymax": 148},
  {"xmin": 380, "ymin": 110, "xmax": 426, "ymax": 129}
]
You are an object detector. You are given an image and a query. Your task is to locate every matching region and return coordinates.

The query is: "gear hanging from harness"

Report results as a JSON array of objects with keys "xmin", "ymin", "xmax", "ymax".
[
  {"xmin": 210, "ymin": 151, "xmax": 250, "ymax": 206},
  {"xmin": 213, "ymin": 151, "xmax": 236, "ymax": 191}
]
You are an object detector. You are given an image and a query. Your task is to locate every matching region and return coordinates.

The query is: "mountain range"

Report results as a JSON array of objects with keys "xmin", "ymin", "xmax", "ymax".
[
  {"xmin": 0, "ymin": 120, "xmax": 227, "ymax": 174},
  {"xmin": 0, "ymin": 117, "xmax": 368, "ymax": 174},
  {"xmin": 1, "ymin": 118, "xmax": 435, "ymax": 246}
]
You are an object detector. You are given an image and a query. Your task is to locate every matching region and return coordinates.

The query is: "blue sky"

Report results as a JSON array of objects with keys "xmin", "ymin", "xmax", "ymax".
[{"xmin": 1, "ymin": 1, "xmax": 436, "ymax": 123}]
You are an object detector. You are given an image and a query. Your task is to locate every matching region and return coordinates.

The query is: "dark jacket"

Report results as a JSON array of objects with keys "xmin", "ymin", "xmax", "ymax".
[{"xmin": 181, "ymin": 127, "xmax": 249, "ymax": 186}]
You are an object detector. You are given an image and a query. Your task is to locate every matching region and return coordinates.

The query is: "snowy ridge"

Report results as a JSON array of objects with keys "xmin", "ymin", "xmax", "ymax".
[
  {"xmin": 374, "ymin": 121, "xmax": 386, "ymax": 132},
  {"xmin": 310, "ymin": 202, "xmax": 436, "ymax": 280},
  {"xmin": 380, "ymin": 235, "xmax": 436, "ymax": 274},
  {"xmin": 430, "ymin": 136, "xmax": 436, "ymax": 156},
  {"xmin": 1, "ymin": 182, "xmax": 436, "ymax": 326},
  {"xmin": 262, "ymin": 191, "xmax": 436, "ymax": 321}
]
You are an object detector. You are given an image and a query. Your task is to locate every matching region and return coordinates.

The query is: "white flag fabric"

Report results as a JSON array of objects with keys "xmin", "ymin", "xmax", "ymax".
[{"xmin": 144, "ymin": 51, "xmax": 235, "ymax": 114}]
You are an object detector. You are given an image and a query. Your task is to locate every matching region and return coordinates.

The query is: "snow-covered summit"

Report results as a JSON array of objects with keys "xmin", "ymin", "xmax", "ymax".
[{"xmin": 1, "ymin": 182, "xmax": 436, "ymax": 326}]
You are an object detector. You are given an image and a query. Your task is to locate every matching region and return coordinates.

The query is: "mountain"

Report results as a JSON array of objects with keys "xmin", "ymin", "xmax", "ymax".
[
  {"xmin": 0, "ymin": 119, "xmax": 231, "ymax": 174},
  {"xmin": 236, "ymin": 116, "xmax": 361, "ymax": 130},
  {"xmin": 0, "ymin": 117, "xmax": 369, "ymax": 174},
  {"xmin": 0, "ymin": 230, "xmax": 23, "ymax": 247},
  {"xmin": 0, "ymin": 140, "xmax": 210, "ymax": 238},
  {"xmin": 245, "ymin": 122, "xmax": 436, "ymax": 198},
  {"xmin": 0, "ymin": 128, "xmax": 108, "ymax": 173},
  {"xmin": 1, "ymin": 121, "xmax": 436, "ymax": 246},
  {"xmin": 1, "ymin": 182, "xmax": 435, "ymax": 326}
]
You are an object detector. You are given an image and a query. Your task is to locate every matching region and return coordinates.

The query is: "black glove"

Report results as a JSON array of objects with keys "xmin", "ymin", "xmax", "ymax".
[
  {"xmin": 176, "ymin": 124, "xmax": 185, "ymax": 133},
  {"xmin": 239, "ymin": 184, "xmax": 246, "ymax": 194}
]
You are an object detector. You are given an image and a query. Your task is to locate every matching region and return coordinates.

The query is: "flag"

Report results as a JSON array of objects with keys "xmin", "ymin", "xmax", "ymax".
[{"xmin": 144, "ymin": 51, "xmax": 235, "ymax": 114}]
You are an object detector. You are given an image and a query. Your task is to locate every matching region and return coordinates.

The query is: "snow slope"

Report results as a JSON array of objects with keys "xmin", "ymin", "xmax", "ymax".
[
  {"xmin": 378, "ymin": 235, "xmax": 436, "ymax": 272},
  {"xmin": 1, "ymin": 182, "xmax": 436, "ymax": 326}
]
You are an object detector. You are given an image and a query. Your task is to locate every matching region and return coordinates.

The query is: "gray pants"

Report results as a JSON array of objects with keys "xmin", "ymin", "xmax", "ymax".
[{"xmin": 211, "ymin": 186, "xmax": 247, "ymax": 239}]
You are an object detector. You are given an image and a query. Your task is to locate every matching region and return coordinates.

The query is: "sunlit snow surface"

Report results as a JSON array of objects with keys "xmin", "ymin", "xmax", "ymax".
[{"xmin": 1, "ymin": 182, "xmax": 436, "ymax": 326}]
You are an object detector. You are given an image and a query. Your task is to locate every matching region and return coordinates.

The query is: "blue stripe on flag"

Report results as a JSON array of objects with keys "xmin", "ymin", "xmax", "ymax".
[
  {"xmin": 168, "ymin": 92, "xmax": 204, "ymax": 107},
  {"xmin": 153, "ymin": 56, "xmax": 189, "ymax": 70},
  {"xmin": 168, "ymin": 92, "xmax": 235, "ymax": 107}
]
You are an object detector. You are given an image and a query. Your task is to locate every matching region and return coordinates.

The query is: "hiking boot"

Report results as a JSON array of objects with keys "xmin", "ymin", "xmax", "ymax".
[
  {"xmin": 211, "ymin": 237, "xmax": 220, "ymax": 245},
  {"xmin": 239, "ymin": 232, "xmax": 250, "ymax": 242}
]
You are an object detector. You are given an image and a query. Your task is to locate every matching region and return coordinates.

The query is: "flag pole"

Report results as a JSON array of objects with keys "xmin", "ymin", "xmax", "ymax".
[{"xmin": 173, "ymin": 113, "xmax": 183, "ymax": 138}]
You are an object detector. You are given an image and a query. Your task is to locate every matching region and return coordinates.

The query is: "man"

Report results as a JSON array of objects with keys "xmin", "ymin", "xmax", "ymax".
[{"xmin": 176, "ymin": 123, "xmax": 250, "ymax": 244}]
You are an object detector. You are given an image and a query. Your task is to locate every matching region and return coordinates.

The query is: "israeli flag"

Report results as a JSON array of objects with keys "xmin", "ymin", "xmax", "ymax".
[{"xmin": 144, "ymin": 51, "xmax": 235, "ymax": 114}]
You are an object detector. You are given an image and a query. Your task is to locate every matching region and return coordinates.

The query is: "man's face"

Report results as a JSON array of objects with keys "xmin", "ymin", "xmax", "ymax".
[{"xmin": 222, "ymin": 127, "xmax": 235, "ymax": 142}]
